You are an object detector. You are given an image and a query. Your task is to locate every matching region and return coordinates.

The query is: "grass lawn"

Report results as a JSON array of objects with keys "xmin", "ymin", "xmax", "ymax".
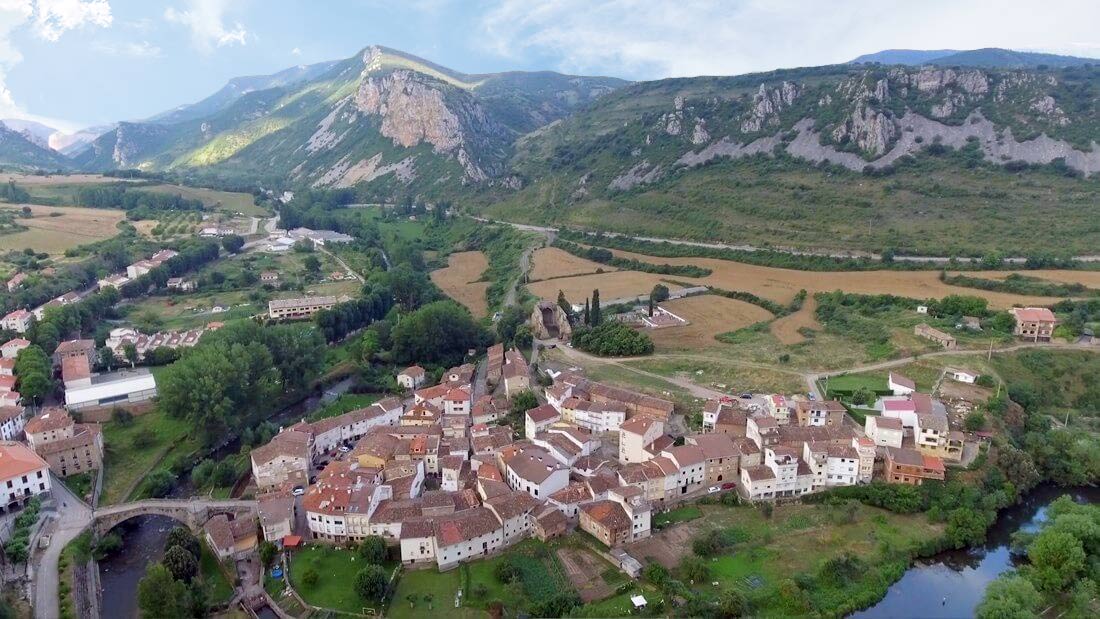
[
  {"xmin": 59, "ymin": 471, "xmax": 95, "ymax": 502},
  {"xmin": 389, "ymin": 568, "xmax": 484, "ymax": 619},
  {"xmin": 575, "ymin": 583, "xmax": 661, "ymax": 618},
  {"xmin": 309, "ymin": 393, "xmax": 384, "ymax": 422},
  {"xmin": 143, "ymin": 184, "xmax": 269, "ymax": 217},
  {"xmin": 666, "ymin": 501, "xmax": 944, "ymax": 614},
  {"xmin": 100, "ymin": 408, "xmax": 198, "ymax": 505},
  {"xmin": 823, "ymin": 374, "xmax": 889, "ymax": 395},
  {"xmin": 390, "ymin": 539, "xmax": 575, "ymax": 618},
  {"xmin": 624, "ymin": 357, "xmax": 805, "ymax": 396},
  {"xmin": 289, "ymin": 545, "xmax": 393, "ymax": 614},
  {"xmin": 653, "ymin": 505, "xmax": 703, "ymax": 528},
  {"xmin": 200, "ymin": 539, "xmax": 234, "ymax": 605}
]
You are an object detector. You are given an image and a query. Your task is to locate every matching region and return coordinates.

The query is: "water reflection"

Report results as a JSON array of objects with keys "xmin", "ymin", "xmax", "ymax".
[
  {"xmin": 98, "ymin": 515, "xmax": 178, "ymax": 619},
  {"xmin": 852, "ymin": 485, "xmax": 1100, "ymax": 618}
]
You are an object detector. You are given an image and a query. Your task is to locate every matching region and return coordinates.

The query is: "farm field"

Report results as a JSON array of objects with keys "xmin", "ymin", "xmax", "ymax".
[
  {"xmin": 0, "ymin": 204, "xmax": 126, "ymax": 253},
  {"xmin": 624, "ymin": 357, "xmax": 807, "ymax": 395},
  {"xmin": 605, "ymin": 247, "xmax": 1065, "ymax": 308},
  {"xmin": 527, "ymin": 270, "xmax": 682, "ymax": 304},
  {"xmin": 770, "ymin": 296, "xmax": 821, "ymax": 345},
  {"xmin": 529, "ymin": 246, "xmax": 616, "ymax": 280},
  {"xmin": 650, "ymin": 294, "xmax": 773, "ymax": 351},
  {"xmin": 625, "ymin": 499, "xmax": 942, "ymax": 614},
  {"xmin": 430, "ymin": 250, "xmax": 490, "ymax": 317},
  {"xmin": 965, "ymin": 269, "xmax": 1100, "ymax": 287},
  {"xmin": 142, "ymin": 184, "xmax": 267, "ymax": 216},
  {"xmin": 0, "ymin": 173, "xmax": 127, "ymax": 185}
]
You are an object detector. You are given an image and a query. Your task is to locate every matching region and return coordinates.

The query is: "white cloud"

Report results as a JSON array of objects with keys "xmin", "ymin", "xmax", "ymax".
[
  {"xmin": 0, "ymin": 1, "xmax": 112, "ymax": 129},
  {"xmin": 164, "ymin": 0, "xmax": 249, "ymax": 53},
  {"xmin": 479, "ymin": 0, "xmax": 1100, "ymax": 79},
  {"xmin": 92, "ymin": 39, "xmax": 160, "ymax": 58},
  {"xmin": 290, "ymin": 46, "xmax": 300, "ymax": 56},
  {"xmin": 31, "ymin": 0, "xmax": 111, "ymax": 42}
]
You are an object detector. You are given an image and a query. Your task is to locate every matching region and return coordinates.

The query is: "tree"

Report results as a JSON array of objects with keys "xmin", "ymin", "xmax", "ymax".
[
  {"xmin": 132, "ymin": 427, "xmax": 156, "ymax": 449},
  {"xmin": 494, "ymin": 560, "xmax": 519, "ymax": 583},
  {"xmin": 717, "ymin": 588, "xmax": 749, "ymax": 618},
  {"xmin": 496, "ymin": 305, "xmax": 527, "ymax": 344},
  {"xmin": 162, "ymin": 545, "xmax": 199, "ymax": 582},
  {"xmin": 509, "ymin": 390, "xmax": 538, "ymax": 416},
  {"xmin": 143, "ymin": 469, "xmax": 175, "ymax": 498},
  {"xmin": 259, "ymin": 541, "xmax": 278, "ymax": 568},
  {"xmin": 98, "ymin": 346, "xmax": 116, "ymax": 370},
  {"xmin": 650, "ymin": 284, "xmax": 669, "ymax": 304},
  {"xmin": 1028, "ymin": 529, "xmax": 1086, "ymax": 592},
  {"xmin": 221, "ymin": 235, "xmax": 245, "ymax": 253},
  {"xmin": 571, "ymin": 322, "xmax": 654, "ymax": 356},
  {"xmin": 556, "ymin": 290, "xmax": 573, "ymax": 324},
  {"xmin": 165, "ymin": 527, "xmax": 201, "ymax": 559},
  {"xmin": 642, "ymin": 563, "xmax": 669, "ymax": 585},
  {"xmin": 390, "ymin": 301, "xmax": 488, "ymax": 366},
  {"xmin": 977, "ymin": 575, "xmax": 1042, "ymax": 619},
  {"xmin": 300, "ymin": 568, "xmax": 319, "ymax": 588},
  {"xmin": 406, "ymin": 593, "xmax": 416, "ymax": 608},
  {"xmin": 513, "ymin": 324, "xmax": 533, "ymax": 350},
  {"xmin": 358, "ymin": 535, "xmax": 387, "ymax": 564},
  {"xmin": 423, "ymin": 593, "xmax": 435, "ymax": 610},
  {"xmin": 122, "ymin": 342, "xmax": 139, "ymax": 367},
  {"xmin": 303, "ymin": 254, "xmax": 322, "ymax": 274},
  {"xmin": 966, "ymin": 411, "xmax": 991, "ymax": 434},
  {"xmin": 680, "ymin": 555, "xmax": 710, "ymax": 583},
  {"xmin": 591, "ymin": 289, "xmax": 601, "ymax": 325},
  {"xmin": 355, "ymin": 565, "xmax": 388, "ymax": 601},
  {"xmin": 13, "ymin": 345, "xmax": 51, "ymax": 403},
  {"xmin": 851, "ymin": 387, "xmax": 875, "ymax": 406},
  {"xmin": 583, "ymin": 298, "xmax": 591, "ymax": 325},
  {"xmin": 137, "ymin": 564, "xmax": 190, "ymax": 619},
  {"xmin": 190, "ymin": 459, "xmax": 215, "ymax": 489}
]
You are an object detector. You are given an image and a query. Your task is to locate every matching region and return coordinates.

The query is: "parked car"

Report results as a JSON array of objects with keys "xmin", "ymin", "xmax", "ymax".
[
  {"xmin": 739, "ymin": 393, "xmax": 752, "ymax": 399},
  {"xmin": 292, "ymin": 486, "xmax": 305, "ymax": 496},
  {"xmin": 708, "ymin": 485, "xmax": 721, "ymax": 493},
  {"xmin": 338, "ymin": 445, "xmax": 350, "ymax": 453}
]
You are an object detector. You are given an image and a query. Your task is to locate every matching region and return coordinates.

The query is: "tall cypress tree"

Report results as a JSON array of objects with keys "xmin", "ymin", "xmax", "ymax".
[
  {"xmin": 591, "ymin": 289, "xmax": 601, "ymax": 325},
  {"xmin": 583, "ymin": 298, "xmax": 590, "ymax": 325}
]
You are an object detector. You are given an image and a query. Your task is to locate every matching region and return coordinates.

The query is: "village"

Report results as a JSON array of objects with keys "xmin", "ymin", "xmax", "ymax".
[
  {"xmin": 0, "ymin": 198, "xmax": 1077, "ymax": 617},
  {"xmin": 0, "ymin": 296, "xmax": 1044, "ymax": 611}
]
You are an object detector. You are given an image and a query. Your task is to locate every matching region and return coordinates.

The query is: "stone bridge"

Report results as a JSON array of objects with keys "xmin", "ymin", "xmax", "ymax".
[{"xmin": 92, "ymin": 498, "xmax": 257, "ymax": 536}]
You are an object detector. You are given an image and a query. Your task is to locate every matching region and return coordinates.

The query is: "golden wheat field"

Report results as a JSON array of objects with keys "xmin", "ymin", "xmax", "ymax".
[
  {"xmin": 431, "ymin": 251, "xmax": 490, "ymax": 317},
  {"xmin": 530, "ymin": 247, "xmax": 616, "ymax": 280},
  {"xmin": 0, "ymin": 204, "xmax": 126, "ymax": 253},
  {"xmin": 526, "ymin": 270, "xmax": 682, "ymax": 304},
  {"xmin": 769, "ymin": 296, "xmax": 822, "ymax": 345},
  {"xmin": 602, "ymin": 248, "xmax": 1063, "ymax": 309},
  {"xmin": 650, "ymin": 295, "xmax": 774, "ymax": 350}
]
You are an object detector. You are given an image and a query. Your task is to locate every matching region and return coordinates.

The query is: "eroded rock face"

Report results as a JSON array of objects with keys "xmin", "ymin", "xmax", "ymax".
[
  {"xmin": 111, "ymin": 122, "xmax": 169, "ymax": 168},
  {"xmin": 356, "ymin": 70, "xmax": 466, "ymax": 153},
  {"xmin": 832, "ymin": 105, "xmax": 896, "ymax": 156},
  {"xmin": 741, "ymin": 81, "xmax": 800, "ymax": 133},
  {"xmin": 691, "ymin": 119, "xmax": 710, "ymax": 145},
  {"xmin": 908, "ymin": 68, "xmax": 989, "ymax": 95}
]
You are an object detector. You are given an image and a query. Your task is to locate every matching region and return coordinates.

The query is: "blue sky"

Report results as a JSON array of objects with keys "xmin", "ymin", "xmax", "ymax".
[{"xmin": 6, "ymin": 0, "xmax": 1100, "ymax": 131}]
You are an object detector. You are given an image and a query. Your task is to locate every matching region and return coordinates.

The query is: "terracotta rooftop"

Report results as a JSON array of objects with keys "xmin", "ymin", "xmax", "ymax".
[
  {"xmin": 0, "ymin": 441, "xmax": 48, "ymax": 480},
  {"xmin": 580, "ymin": 500, "xmax": 631, "ymax": 529},
  {"xmin": 525, "ymin": 404, "xmax": 560, "ymax": 424},
  {"xmin": 1011, "ymin": 307, "xmax": 1056, "ymax": 322},
  {"xmin": 435, "ymin": 507, "xmax": 500, "ymax": 546},
  {"xmin": 24, "ymin": 408, "xmax": 74, "ymax": 435}
]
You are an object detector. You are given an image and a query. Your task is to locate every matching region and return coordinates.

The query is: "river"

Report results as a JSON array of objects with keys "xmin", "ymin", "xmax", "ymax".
[
  {"xmin": 853, "ymin": 484, "xmax": 1100, "ymax": 618},
  {"xmin": 96, "ymin": 386, "xmax": 338, "ymax": 618}
]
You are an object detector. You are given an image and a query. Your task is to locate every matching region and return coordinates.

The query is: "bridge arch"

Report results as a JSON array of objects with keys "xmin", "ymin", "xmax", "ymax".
[{"xmin": 92, "ymin": 499, "xmax": 257, "ymax": 537}]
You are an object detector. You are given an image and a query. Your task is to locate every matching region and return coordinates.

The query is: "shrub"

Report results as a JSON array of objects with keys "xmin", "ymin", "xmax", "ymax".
[
  {"xmin": 571, "ymin": 322, "xmax": 654, "ymax": 356},
  {"xmin": 300, "ymin": 568, "xmax": 319, "ymax": 588}
]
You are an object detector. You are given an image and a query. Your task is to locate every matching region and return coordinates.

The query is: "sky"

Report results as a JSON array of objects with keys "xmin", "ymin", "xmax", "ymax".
[{"xmin": 5, "ymin": 0, "xmax": 1100, "ymax": 132}]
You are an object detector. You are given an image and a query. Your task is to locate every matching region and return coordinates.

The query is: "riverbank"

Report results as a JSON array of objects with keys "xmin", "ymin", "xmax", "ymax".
[{"xmin": 855, "ymin": 484, "xmax": 1100, "ymax": 618}]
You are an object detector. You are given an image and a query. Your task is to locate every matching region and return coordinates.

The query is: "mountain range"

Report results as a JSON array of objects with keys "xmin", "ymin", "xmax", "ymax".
[{"xmin": 3, "ymin": 46, "xmax": 1100, "ymax": 222}]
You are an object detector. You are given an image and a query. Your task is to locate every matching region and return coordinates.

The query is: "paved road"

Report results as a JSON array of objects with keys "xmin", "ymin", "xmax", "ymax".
[
  {"xmin": 317, "ymin": 246, "xmax": 364, "ymax": 282},
  {"xmin": 803, "ymin": 341, "xmax": 1097, "ymax": 399},
  {"xmin": 34, "ymin": 477, "xmax": 92, "ymax": 619},
  {"xmin": 472, "ymin": 215, "xmax": 1100, "ymax": 264},
  {"xmin": 553, "ymin": 345, "xmax": 726, "ymax": 400}
]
